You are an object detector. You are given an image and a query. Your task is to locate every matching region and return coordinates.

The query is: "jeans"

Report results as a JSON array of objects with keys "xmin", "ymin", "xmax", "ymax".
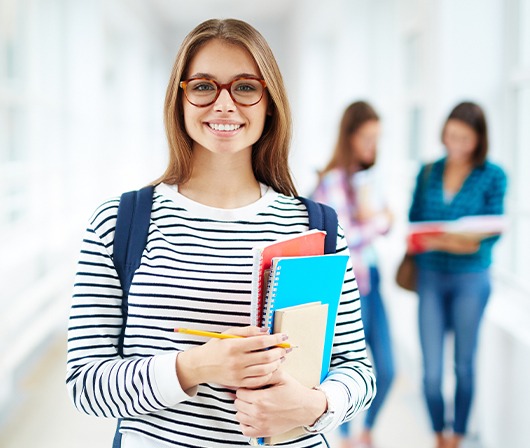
[
  {"xmin": 339, "ymin": 266, "xmax": 395, "ymax": 436},
  {"xmin": 417, "ymin": 268, "xmax": 490, "ymax": 435}
]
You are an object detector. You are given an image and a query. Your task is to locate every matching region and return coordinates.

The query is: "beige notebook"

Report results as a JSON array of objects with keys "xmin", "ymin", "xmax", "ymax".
[{"xmin": 264, "ymin": 302, "xmax": 328, "ymax": 445}]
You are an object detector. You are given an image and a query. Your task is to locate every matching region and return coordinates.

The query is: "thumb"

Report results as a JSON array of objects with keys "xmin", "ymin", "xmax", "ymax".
[{"xmin": 224, "ymin": 326, "xmax": 270, "ymax": 338}]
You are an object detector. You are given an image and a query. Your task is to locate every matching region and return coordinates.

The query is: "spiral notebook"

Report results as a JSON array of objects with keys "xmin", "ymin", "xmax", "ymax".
[
  {"xmin": 261, "ymin": 254, "xmax": 349, "ymax": 381},
  {"xmin": 251, "ymin": 255, "xmax": 348, "ymax": 446},
  {"xmin": 250, "ymin": 229, "xmax": 326, "ymax": 326}
]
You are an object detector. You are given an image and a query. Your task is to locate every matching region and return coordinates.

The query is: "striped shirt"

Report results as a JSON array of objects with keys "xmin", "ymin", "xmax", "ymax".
[
  {"xmin": 66, "ymin": 183, "xmax": 375, "ymax": 448},
  {"xmin": 409, "ymin": 158, "xmax": 507, "ymax": 272}
]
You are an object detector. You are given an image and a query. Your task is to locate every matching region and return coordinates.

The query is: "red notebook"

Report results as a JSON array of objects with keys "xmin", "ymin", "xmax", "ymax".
[{"xmin": 249, "ymin": 229, "xmax": 326, "ymax": 326}]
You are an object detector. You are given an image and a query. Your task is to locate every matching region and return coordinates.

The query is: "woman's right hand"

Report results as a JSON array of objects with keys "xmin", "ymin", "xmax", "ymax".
[
  {"xmin": 418, "ymin": 233, "xmax": 480, "ymax": 254},
  {"xmin": 175, "ymin": 326, "xmax": 289, "ymax": 390}
]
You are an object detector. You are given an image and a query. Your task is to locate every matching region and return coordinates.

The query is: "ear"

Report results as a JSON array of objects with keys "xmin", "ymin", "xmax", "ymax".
[{"xmin": 267, "ymin": 101, "xmax": 274, "ymax": 116}]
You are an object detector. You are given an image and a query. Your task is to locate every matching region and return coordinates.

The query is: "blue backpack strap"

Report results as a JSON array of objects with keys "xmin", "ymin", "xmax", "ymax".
[
  {"xmin": 112, "ymin": 185, "xmax": 154, "ymax": 446},
  {"xmin": 114, "ymin": 185, "xmax": 154, "ymax": 356},
  {"xmin": 112, "ymin": 420, "xmax": 122, "ymax": 448},
  {"xmin": 297, "ymin": 196, "xmax": 338, "ymax": 254}
]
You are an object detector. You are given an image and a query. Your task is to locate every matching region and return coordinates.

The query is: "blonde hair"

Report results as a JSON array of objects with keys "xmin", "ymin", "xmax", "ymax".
[{"xmin": 155, "ymin": 18, "xmax": 297, "ymax": 196}]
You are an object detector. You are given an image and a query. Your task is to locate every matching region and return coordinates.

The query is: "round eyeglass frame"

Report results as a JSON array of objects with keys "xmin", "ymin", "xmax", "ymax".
[{"xmin": 179, "ymin": 77, "xmax": 267, "ymax": 107}]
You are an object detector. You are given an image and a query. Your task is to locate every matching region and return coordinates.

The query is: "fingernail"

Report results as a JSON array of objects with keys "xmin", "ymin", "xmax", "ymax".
[
  {"xmin": 281, "ymin": 334, "xmax": 288, "ymax": 341},
  {"xmin": 280, "ymin": 356, "xmax": 286, "ymax": 363},
  {"xmin": 260, "ymin": 327, "xmax": 270, "ymax": 333},
  {"xmin": 285, "ymin": 348, "xmax": 292, "ymax": 354}
]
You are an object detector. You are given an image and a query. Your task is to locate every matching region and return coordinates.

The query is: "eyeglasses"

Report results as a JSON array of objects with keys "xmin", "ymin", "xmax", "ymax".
[{"xmin": 179, "ymin": 77, "xmax": 267, "ymax": 107}]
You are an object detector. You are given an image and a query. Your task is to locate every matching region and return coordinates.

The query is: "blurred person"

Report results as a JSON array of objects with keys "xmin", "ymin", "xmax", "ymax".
[
  {"xmin": 65, "ymin": 18, "xmax": 375, "ymax": 448},
  {"xmin": 408, "ymin": 101, "xmax": 507, "ymax": 448},
  {"xmin": 312, "ymin": 101, "xmax": 394, "ymax": 448}
]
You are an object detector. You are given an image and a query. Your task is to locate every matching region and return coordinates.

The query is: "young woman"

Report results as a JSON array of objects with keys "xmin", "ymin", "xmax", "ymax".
[
  {"xmin": 312, "ymin": 101, "xmax": 395, "ymax": 448},
  {"xmin": 408, "ymin": 102, "xmax": 507, "ymax": 448},
  {"xmin": 66, "ymin": 19, "xmax": 375, "ymax": 448}
]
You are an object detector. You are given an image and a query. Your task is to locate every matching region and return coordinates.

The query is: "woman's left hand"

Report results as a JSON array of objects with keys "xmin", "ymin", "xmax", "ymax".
[{"xmin": 234, "ymin": 370, "xmax": 327, "ymax": 437}]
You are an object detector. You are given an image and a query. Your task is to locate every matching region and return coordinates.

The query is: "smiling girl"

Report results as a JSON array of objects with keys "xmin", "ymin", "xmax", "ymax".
[{"xmin": 66, "ymin": 19, "xmax": 375, "ymax": 448}]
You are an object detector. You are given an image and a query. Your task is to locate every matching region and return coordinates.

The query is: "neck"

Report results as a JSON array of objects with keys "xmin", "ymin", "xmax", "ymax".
[
  {"xmin": 446, "ymin": 155, "xmax": 473, "ymax": 170},
  {"xmin": 179, "ymin": 149, "xmax": 261, "ymax": 208}
]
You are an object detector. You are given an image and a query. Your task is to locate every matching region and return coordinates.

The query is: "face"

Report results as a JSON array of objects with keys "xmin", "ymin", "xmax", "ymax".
[
  {"xmin": 182, "ymin": 39, "xmax": 269, "ymax": 158},
  {"xmin": 349, "ymin": 119, "xmax": 380, "ymax": 168},
  {"xmin": 443, "ymin": 119, "xmax": 478, "ymax": 163}
]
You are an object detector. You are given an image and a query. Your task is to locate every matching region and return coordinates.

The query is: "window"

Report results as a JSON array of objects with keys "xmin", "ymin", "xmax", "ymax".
[{"xmin": 498, "ymin": 0, "xmax": 530, "ymax": 290}]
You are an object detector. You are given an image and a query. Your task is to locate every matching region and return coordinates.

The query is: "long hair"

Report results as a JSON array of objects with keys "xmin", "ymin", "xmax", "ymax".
[
  {"xmin": 154, "ymin": 18, "xmax": 296, "ymax": 196},
  {"xmin": 320, "ymin": 101, "xmax": 379, "ymax": 177},
  {"xmin": 441, "ymin": 101, "xmax": 489, "ymax": 166}
]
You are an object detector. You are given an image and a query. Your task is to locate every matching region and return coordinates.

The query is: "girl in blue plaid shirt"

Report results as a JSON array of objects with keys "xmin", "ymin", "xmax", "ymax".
[
  {"xmin": 409, "ymin": 101, "xmax": 507, "ymax": 448},
  {"xmin": 312, "ymin": 101, "xmax": 395, "ymax": 448}
]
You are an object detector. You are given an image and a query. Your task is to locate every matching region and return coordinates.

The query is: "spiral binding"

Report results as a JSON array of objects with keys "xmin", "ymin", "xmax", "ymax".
[{"xmin": 262, "ymin": 264, "xmax": 281, "ymax": 329}]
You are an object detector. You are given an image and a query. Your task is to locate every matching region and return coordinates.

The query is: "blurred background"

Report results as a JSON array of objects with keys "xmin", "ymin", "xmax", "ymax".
[{"xmin": 0, "ymin": 0, "xmax": 529, "ymax": 447}]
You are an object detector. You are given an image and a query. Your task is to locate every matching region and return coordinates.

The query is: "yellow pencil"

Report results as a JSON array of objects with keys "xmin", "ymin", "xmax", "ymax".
[{"xmin": 174, "ymin": 328, "xmax": 294, "ymax": 349}]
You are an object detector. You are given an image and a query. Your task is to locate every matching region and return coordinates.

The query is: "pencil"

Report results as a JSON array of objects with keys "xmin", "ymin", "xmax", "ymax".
[{"xmin": 174, "ymin": 328, "xmax": 294, "ymax": 349}]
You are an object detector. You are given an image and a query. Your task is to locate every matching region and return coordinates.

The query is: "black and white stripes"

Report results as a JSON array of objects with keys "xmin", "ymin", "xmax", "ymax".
[{"xmin": 66, "ymin": 183, "xmax": 375, "ymax": 447}]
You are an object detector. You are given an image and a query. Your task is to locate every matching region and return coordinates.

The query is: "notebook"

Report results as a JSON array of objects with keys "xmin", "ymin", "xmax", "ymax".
[
  {"xmin": 251, "ymin": 255, "xmax": 348, "ymax": 446},
  {"xmin": 250, "ymin": 229, "xmax": 326, "ymax": 326},
  {"xmin": 262, "ymin": 254, "xmax": 349, "ymax": 381},
  {"xmin": 408, "ymin": 215, "xmax": 506, "ymax": 252},
  {"xmin": 260, "ymin": 302, "xmax": 328, "ymax": 445}
]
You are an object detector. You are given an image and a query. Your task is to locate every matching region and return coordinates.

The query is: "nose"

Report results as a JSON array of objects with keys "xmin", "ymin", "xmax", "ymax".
[{"xmin": 213, "ymin": 87, "xmax": 236, "ymax": 112}]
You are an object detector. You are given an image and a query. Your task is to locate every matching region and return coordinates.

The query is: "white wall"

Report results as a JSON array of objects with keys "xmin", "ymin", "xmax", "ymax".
[{"xmin": 0, "ymin": 0, "xmax": 170, "ymax": 415}]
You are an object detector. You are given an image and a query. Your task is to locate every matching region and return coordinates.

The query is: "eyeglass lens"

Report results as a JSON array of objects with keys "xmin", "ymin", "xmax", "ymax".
[{"xmin": 184, "ymin": 78, "xmax": 264, "ymax": 106}]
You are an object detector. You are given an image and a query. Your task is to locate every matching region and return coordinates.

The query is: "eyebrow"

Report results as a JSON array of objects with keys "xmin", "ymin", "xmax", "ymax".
[{"xmin": 188, "ymin": 72, "xmax": 261, "ymax": 80}]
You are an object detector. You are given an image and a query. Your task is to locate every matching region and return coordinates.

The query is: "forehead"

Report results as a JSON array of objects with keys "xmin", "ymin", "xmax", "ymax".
[
  {"xmin": 445, "ymin": 119, "xmax": 476, "ymax": 135},
  {"xmin": 186, "ymin": 39, "xmax": 261, "ymax": 79},
  {"xmin": 355, "ymin": 120, "xmax": 380, "ymax": 134}
]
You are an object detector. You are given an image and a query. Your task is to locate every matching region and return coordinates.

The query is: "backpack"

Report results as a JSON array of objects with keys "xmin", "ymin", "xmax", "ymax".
[{"xmin": 111, "ymin": 185, "xmax": 338, "ymax": 447}]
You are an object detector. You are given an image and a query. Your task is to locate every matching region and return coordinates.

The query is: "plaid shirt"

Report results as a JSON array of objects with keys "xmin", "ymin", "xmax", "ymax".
[
  {"xmin": 311, "ymin": 168, "xmax": 391, "ymax": 295},
  {"xmin": 409, "ymin": 157, "xmax": 507, "ymax": 272}
]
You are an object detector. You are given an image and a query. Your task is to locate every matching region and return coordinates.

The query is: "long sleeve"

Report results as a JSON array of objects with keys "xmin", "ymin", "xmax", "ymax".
[
  {"xmin": 66, "ymin": 200, "xmax": 192, "ymax": 418},
  {"xmin": 408, "ymin": 164, "xmax": 430, "ymax": 222}
]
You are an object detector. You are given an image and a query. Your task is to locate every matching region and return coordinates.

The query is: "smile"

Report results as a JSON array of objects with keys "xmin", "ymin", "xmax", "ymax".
[{"xmin": 208, "ymin": 123, "xmax": 241, "ymax": 132}]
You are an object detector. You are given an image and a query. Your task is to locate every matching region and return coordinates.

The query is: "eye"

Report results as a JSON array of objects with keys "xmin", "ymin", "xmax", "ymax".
[
  {"xmin": 233, "ymin": 80, "xmax": 259, "ymax": 93},
  {"xmin": 190, "ymin": 80, "xmax": 216, "ymax": 92}
]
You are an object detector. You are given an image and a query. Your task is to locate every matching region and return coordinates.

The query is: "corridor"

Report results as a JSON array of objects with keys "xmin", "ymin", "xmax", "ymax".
[{"xmin": 1, "ymin": 1, "xmax": 529, "ymax": 447}]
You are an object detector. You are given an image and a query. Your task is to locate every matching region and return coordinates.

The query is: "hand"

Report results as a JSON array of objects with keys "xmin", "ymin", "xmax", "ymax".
[
  {"xmin": 355, "ymin": 204, "xmax": 377, "ymax": 222},
  {"xmin": 176, "ymin": 326, "xmax": 288, "ymax": 390},
  {"xmin": 234, "ymin": 370, "xmax": 327, "ymax": 438},
  {"xmin": 418, "ymin": 233, "xmax": 480, "ymax": 254},
  {"xmin": 383, "ymin": 207, "xmax": 394, "ymax": 226}
]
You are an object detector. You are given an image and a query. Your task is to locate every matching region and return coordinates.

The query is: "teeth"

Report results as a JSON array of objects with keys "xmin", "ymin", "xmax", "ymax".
[{"xmin": 209, "ymin": 123, "xmax": 241, "ymax": 131}]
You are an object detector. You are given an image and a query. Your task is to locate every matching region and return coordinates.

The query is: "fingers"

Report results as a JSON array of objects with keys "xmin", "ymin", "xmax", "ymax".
[
  {"xmin": 224, "ymin": 326, "xmax": 269, "ymax": 337},
  {"xmin": 243, "ymin": 333, "xmax": 290, "ymax": 352},
  {"xmin": 222, "ymin": 327, "xmax": 290, "ymax": 352}
]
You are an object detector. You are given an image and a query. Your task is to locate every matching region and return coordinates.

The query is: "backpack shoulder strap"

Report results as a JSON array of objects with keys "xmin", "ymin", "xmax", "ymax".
[
  {"xmin": 114, "ymin": 184, "xmax": 154, "ymax": 356},
  {"xmin": 297, "ymin": 196, "xmax": 338, "ymax": 254}
]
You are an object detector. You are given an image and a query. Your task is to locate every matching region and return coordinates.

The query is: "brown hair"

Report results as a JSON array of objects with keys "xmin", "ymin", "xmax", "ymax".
[
  {"xmin": 442, "ymin": 101, "xmax": 489, "ymax": 166},
  {"xmin": 154, "ymin": 18, "xmax": 296, "ymax": 196},
  {"xmin": 320, "ymin": 101, "xmax": 379, "ymax": 176}
]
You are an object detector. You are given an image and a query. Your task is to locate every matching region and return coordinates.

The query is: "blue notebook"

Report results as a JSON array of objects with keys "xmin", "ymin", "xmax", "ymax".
[{"xmin": 262, "ymin": 254, "xmax": 349, "ymax": 382}]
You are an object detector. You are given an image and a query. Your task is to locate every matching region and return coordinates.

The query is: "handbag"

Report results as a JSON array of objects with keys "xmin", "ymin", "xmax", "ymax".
[
  {"xmin": 395, "ymin": 253, "xmax": 416, "ymax": 292},
  {"xmin": 396, "ymin": 163, "xmax": 434, "ymax": 293}
]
